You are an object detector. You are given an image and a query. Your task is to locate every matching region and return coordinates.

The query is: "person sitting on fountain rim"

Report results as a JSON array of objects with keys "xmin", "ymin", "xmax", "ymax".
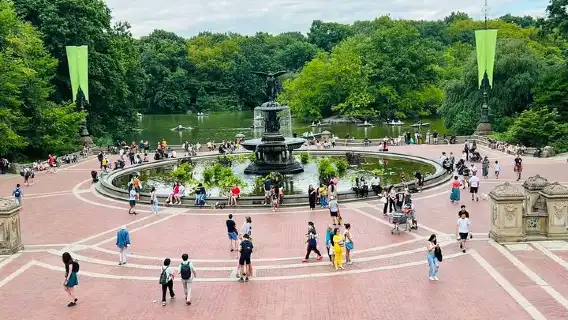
[{"xmin": 370, "ymin": 174, "xmax": 381, "ymax": 195}]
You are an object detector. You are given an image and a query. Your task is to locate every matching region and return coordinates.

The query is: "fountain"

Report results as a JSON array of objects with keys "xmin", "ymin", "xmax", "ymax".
[{"xmin": 241, "ymin": 71, "xmax": 305, "ymax": 174}]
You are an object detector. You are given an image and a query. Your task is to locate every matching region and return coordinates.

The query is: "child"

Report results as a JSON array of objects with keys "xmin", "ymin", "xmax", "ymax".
[{"xmin": 494, "ymin": 160, "xmax": 501, "ymax": 179}]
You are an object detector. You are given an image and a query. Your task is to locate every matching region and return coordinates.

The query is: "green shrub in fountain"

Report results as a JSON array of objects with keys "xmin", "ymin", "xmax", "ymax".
[
  {"xmin": 254, "ymin": 172, "xmax": 285, "ymax": 192},
  {"xmin": 171, "ymin": 163, "xmax": 194, "ymax": 182},
  {"xmin": 300, "ymin": 152, "xmax": 309, "ymax": 164},
  {"xmin": 331, "ymin": 157, "xmax": 349, "ymax": 175},
  {"xmin": 203, "ymin": 163, "xmax": 247, "ymax": 190}
]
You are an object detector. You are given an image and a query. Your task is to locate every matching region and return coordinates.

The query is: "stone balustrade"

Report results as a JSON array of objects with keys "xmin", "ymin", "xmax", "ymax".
[{"xmin": 0, "ymin": 198, "xmax": 24, "ymax": 254}]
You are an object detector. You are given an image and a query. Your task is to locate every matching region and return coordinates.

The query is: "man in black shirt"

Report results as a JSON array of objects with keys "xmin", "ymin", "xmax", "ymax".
[
  {"xmin": 238, "ymin": 234, "xmax": 254, "ymax": 282},
  {"xmin": 458, "ymin": 205, "xmax": 470, "ymax": 218},
  {"xmin": 432, "ymin": 130, "xmax": 439, "ymax": 144},
  {"xmin": 226, "ymin": 214, "xmax": 238, "ymax": 252}
]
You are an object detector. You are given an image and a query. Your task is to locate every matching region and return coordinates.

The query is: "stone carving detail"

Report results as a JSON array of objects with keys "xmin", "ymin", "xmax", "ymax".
[
  {"xmin": 522, "ymin": 174, "xmax": 550, "ymax": 190},
  {"xmin": 0, "ymin": 198, "xmax": 19, "ymax": 211},
  {"xmin": 533, "ymin": 195, "xmax": 548, "ymax": 214},
  {"xmin": 527, "ymin": 218, "xmax": 538, "ymax": 229},
  {"xmin": 542, "ymin": 182, "xmax": 568, "ymax": 196},
  {"xmin": 553, "ymin": 202, "xmax": 567, "ymax": 221},
  {"xmin": 10, "ymin": 216, "xmax": 18, "ymax": 244},
  {"xmin": 493, "ymin": 205, "xmax": 498, "ymax": 224},
  {"xmin": 0, "ymin": 221, "xmax": 4, "ymax": 241},
  {"xmin": 505, "ymin": 204, "xmax": 517, "ymax": 221},
  {"xmin": 490, "ymin": 182, "xmax": 524, "ymax": 198}
]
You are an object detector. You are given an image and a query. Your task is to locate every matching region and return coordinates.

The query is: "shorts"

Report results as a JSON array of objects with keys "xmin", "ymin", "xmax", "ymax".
[
  {"xmin": 129, "ymin": 200, "xmax": 136, "ymax": 206},
  {"xmin": 135, "ymin": 187, "xmax": 140, "ymax": 193},
  {"xmin": 228, "ymin": 232, "xmax": 238, "ymax": 240},
  {"xmin": 330, "ymin": 210, "xmax": 338, "ymax": 217},
  {"xmin": 459, "ymin": 232, "xmax": 469, "ymax": 240},
  {"xmin": 264, "ymin": 190, "xmax": 270, "ymax": 198},
  {"xmin": 470, "ymin": 187, "xmax": 478, "ymax": 194},
  {"xmin": 239, "ymin": 255, "xmax": 251, "ymax": 265},
  {"xmin": 514, "ymin": 166, "xmax": 522, "ymax": 172}
]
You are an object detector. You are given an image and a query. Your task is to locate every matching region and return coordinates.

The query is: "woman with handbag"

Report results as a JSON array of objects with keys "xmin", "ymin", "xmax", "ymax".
[
  {"xmin": 427, "ymin": 234, "xmax": 441, "ymax": 281},
  {"xmin": 302, "ymin": 222, "xmax": 323, "ymax": 262},
  {"xmin": 344, "ymin": 223, "xmax": 354, "ymax": 265}
]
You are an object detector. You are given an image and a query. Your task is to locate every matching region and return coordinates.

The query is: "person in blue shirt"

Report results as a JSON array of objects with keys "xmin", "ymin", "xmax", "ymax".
[
  {"xmin": 263, "ymin": 179, "xmax": 271, "ymax": 205},
  {"xmin": 12, "ymin": 183, "xmax": 23, "ymax": 206},
  {"xmin": 325, "ymin": 225, "xmax": 335, "ymax": 264},
  {"xmin": 116, "ymin": 226, "xmax": 131, "ymax": 265}
]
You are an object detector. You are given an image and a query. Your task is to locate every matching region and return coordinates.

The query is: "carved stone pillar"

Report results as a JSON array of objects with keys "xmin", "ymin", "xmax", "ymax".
[
  {"xmin": 522, "ymin": 174, "xmax": 550, "ymax": 210},
  {"xmin": 541, "ymin": 182, "xmax": 568, "ymax": 239},
  {"xmin": 489, "ymin": 182, "xmax": 525, "ymax": 242},
  {"xmin": 0, "ymin": 198, "xmax": 24, "ymax": 254}
]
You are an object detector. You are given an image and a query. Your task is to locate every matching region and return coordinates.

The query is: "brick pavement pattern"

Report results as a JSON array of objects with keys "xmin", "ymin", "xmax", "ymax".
[{"xmin": 1, "ymin": 144, "xmax": 568, "ymax": 320}]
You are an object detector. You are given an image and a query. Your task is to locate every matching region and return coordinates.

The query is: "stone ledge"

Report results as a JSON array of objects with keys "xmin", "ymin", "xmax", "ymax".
[{"xmin": 95, "ymin": 149, "xmax": 451, "ymax": 208}]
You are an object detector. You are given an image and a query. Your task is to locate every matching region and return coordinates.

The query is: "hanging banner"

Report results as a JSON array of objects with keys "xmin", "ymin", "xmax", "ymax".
[
  {"xmin": 65, "ymin": 45, "xmax": 89, "ymax": 102},
  {"xmin": 475, "ymin": 30, "xmax": 498, "ymax": 88}
]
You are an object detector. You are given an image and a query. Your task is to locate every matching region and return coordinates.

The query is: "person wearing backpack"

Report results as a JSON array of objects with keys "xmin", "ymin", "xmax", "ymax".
[
  {"xmin": 238, "ymin": 234, "xmax": 254, "ymax": 283},
  {"xmin": 177, "ymin": 253, "xmax": 197, "ymax": 305},
  {"xmin": 159, "ymin": 258, "xmax": 175, "ymax": 306},
  {"xmin": 116, "ymin": 226, "xmax": 130, "ymax": 265},
  {"xmin": 62, "ymin": 252, "xmax": 79, "ymax": 307},
  {"xmin": 12, "ymin": 184, "xmax": 23, "ymax": 206},
  {"xmin": 426, "ymin": 234, "xmax": 441, "ymax": 281}
]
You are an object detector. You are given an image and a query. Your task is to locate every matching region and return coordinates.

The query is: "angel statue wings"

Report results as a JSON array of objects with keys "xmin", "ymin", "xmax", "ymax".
[{"xmin": 252, "ymin": 71, "xmax": 287, "ymax": 102}]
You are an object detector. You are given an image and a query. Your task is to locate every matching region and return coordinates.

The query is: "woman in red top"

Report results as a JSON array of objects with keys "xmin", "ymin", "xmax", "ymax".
[
  {"xmin": 449, "ymin": 176, "xmax": 461, "ymax": 203},
  {"xmin": 230, "ymin": 185, "xmax": 240, "ymax": 207},
  {"xmin": 47, "ymin": 154, "xmax": 57, "ymax": 173}
]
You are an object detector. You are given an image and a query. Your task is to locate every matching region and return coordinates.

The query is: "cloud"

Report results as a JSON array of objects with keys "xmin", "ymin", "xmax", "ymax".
[{"xmin": 104, "ymin": 0, "xmax": 549, "ymax": 38}]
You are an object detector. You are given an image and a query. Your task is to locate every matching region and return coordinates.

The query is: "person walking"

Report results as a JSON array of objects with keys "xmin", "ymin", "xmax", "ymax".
[
  {"xmin": 128, "ymin": 187, "xmax": 138, "ymax": 215},
  {"xmin": 450, "ymin": 176, "xmax": 461, "ymax": 204},
  {"xmin": 344, "ymin": 223, "xmax": 354, "ymax": 265},
  {"xmin": 238, "ymin": 234, "xmax": 254, "ymax": 282},
  {"xmin": 494, "ymin": 160, "xmax": 501, "ymax": 179},
  {"xmin": 481, "ymin": 156, "xmax": 490, "ymax": 179},
  {"xmin": 469, "ymin": 172, "xmax": 480, "ymax": 201},
  {"xmin": 328, "ymin": 196, "xmax": 340, "ymax": 225},
  {"xmin": 159, "ymin": 258, "xmax": 175, "ymax": 306},
  {"xmin": 456, "ymin": 212, "xmax": 472, "ymax": 253},
  {"xmin": 178, "ymin": 253, "xmax": 196, "ymax": 305},
  {"xmin": 12, "ymin": 183, "xmax": 23, "ymax": 206},
  {"xmin": 325, "ymin": 225, "xmax": 335, "ymax": 265},
  {"xmin": 308, "ymin": 184, "xmax": 317, "ymax": 210},
  {"xmin": 514, "ymin": 155, "xmax": 523, "ymax": 181},
  {"xmin": 426, "ymin": 234, "xmax": 440, "ymax": 281},
  {"xmin": 240, "ymin": 216, "xmax": 252, "ymax": 238},
  {"xmin": 61, "ymin": 252, "xmax": 79, "ymax": 307},
  {"xmin": 332, "ymin": 228, "xmax": 345, "ymax": 271},
  {"xmin": 116, "ymin": 226, "xmax": 131, "ymax": 265},
  {"xmin": 150, "ymin": 186, "xmax": 159, "ymax": 214},
  {"xmin": 302, "ymin": 222, "xmax": 323, "ymax": 262},
  {"xmin": 226, "ymin": 214, "xmax": 238, "ymax": 252}
]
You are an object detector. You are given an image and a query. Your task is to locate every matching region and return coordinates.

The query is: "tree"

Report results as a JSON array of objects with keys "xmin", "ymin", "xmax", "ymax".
[
  {"xmin": 307, "ymin": 20, "xmax": 353, "ymax": 52},
  {"xmin": 541, "ymin": 0, "xmax": 568, "ymax": 38},
  {"xmin": 0, "ymin": 1, "xmax": 83, "ymax": 159},
  {"xmin": 499, "ymin": 14, "xmax": 537, "ymax": 28},
  {"xmin": 501, "ymin": 107, "xmax": 568, "ymax": 151},
  {"xmin": 13, "ymin": 0, "xmax": 143, "ymax": 139},
  {"xmin": 444, "ymin": 11, "xmax": 472, "ymax": 24},
  {"xmin": 440, "ymin": 39, "xmax": 550, "ymax": 134}
]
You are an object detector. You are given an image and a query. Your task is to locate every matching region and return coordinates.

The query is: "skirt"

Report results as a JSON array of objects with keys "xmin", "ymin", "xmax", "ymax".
[
  {"xmin": 482, "ymin": 167, "xmax": 489, "ymax": 177},
  {"xmin": 450, "ymin": 188, "xmax": 461, "ymax": 201},
  {"xmin": 65, "ymin": 272, "xmax": 79, "ymax": 288}
]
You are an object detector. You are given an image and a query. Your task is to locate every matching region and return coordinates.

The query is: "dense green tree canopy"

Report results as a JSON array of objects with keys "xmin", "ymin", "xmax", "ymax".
[{"xmin": 2, "ymin": 0, "xmax": 568, "ymax": 159}]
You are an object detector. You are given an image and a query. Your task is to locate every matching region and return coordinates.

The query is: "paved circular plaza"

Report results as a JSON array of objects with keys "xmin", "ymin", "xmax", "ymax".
[{"xmin": 1, "ymin": 144, "xmax": 568, "ymax": 320}]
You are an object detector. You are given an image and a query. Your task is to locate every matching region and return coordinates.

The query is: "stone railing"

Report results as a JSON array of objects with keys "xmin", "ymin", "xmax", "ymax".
[
  {"xmin": 96, "ymin": 149, "xmax": 451, "ymax": 208},
  {"xmin": 490, "ymin": 174, "xmax": 568, "ymax": 242},
  {"xmin": 0, "ymin": 198, "xmax": 23, "ymax": 254}
]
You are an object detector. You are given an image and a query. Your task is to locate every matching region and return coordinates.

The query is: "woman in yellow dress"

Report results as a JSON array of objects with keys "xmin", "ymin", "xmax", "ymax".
[{"xmin": 332, "ymin": 228, "xmax": 344, "ymax": 270}]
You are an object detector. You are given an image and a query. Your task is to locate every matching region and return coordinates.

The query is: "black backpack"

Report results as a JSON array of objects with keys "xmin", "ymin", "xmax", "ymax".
[
  {"xmin": 14, "ymin": 187, "xmax": 21, "ymax": 198},
  {"xmin": 240, "ymin": 240, "xmax": 253, "ymax": 255},
  {"xmin": 434, "ymin": 247, "xmax": 443, "ymax": 262},
  {"xmin": 180, "ymin": 262, "xmax": 192, "ymax": 280},
  {"xmin": 159, "ymin": 267, "xmax": 168, "ymax": 285},
  {"xmin": 72, "ymin": 260, "xmax": 80, "ymax": 273}
]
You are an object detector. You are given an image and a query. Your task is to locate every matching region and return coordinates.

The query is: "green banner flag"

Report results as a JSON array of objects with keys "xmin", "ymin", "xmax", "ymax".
[
  {"xmin": 475, "ymin": 30, "xmax": 498, "ymax": 88},
  {"xmin": 65, "ymin": 45, "xmax": 89, "ymax": 102}
]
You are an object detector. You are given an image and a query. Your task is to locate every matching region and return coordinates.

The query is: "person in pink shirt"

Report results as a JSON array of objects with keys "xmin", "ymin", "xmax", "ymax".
[{"xmin": 450, "ymin": 176, "xmax": 461, "ymax": 204}]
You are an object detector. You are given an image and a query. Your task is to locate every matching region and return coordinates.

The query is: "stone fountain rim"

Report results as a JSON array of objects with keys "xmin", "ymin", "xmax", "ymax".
[{"xmin": 96, "ymin": 149, "xmax": 450, "ymax": 207}]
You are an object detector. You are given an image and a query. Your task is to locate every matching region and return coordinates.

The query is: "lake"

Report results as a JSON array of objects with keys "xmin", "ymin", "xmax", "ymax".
[{"xmin": 126, "ymin": 112, "xmax": 448, "ymax": 144}]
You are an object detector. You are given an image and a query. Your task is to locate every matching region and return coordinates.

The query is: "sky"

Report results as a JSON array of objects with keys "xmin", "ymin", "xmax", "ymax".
[{"xmin": 104, "ymin": 0, "xmax": 551, "ymax": 38}]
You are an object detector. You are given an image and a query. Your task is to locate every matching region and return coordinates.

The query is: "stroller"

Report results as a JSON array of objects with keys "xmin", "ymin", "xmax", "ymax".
[{"xmin": 390, "ymin": 203, "xmax": 416, "ymax": 235}]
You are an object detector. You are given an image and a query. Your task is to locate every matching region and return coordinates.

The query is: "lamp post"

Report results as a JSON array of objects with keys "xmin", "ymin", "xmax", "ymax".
[{"xmin": 474, "ymin": 0, "xmax": 496, "ymax": 136}]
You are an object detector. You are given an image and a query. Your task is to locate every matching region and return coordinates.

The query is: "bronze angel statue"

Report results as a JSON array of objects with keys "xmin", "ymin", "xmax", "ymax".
[{"xmin": 252, "ymin": 71, "xmax": 287, "ymax": 102}]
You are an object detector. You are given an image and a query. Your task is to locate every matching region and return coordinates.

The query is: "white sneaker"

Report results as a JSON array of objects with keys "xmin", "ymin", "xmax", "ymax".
[
  {"xmin": 433, "ymin": 276, "xmax": 439, "ymax": 281},
  {"xmin": 428, "ymin": 277, "xmax": 435, "ymax": 280}
]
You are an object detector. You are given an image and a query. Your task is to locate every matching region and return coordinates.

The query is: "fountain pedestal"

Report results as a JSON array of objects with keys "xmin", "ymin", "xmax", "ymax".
[{"xmin": 241, "ymin": 102, "xmax": 305, "ymax": 175}]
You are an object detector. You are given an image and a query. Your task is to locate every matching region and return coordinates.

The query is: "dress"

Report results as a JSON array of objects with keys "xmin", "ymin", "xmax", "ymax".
[
  {"xmin": 65, "ymin": 272, "xmax": 79, "ymax": 288},
  {"xmin": 482, "ymin": 160, "xmax": 489, "ymax": 177},
  {"xmin": 308, "ymin": 188, "xmax": 316, "ymax": 209},
  {"xmin": 450, "ymin": 180, "xmax": 461, "ymax": 202}
]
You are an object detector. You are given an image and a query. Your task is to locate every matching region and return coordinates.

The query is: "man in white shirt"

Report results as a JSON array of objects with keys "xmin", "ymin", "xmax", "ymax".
[
  {"xmin": 439, "ymin": 152, "xmax": 447, "ymax": 166},
  {"xmin": 456, "ymin": 212, "xmax": 472, "ymax": 253},
  {"xmin": 370, "ymin": 175, "xmax": 381, "ymax": 195},
  {"xmin": 469, "ymin": 172, "xmax": 480, "ymax": 201}
]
